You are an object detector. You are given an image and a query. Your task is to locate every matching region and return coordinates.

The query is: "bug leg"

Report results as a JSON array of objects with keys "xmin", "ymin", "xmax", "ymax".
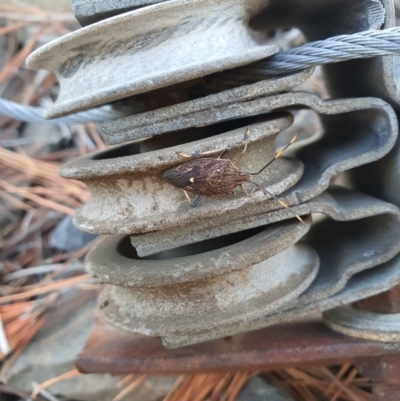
[
  {"xmin": 198, "ymin": 148, "xmax": 228, "ymax": 158},
  {"xmin": 182, "ymin": 190, "xmax": 191, "ymax": 203},
  {"xmin": 217, "ymin": 149, "xmax": 229, "ymax": 159},
  {"xmin": 244, "ymin": 130, "xmax": 300, "ymax": 176},
  {"xmin": 191, "ymin": 195, "xmax": 202, "ymax": 207},
  {"xmin": 232, "ymin": 128, "xmax": 250, "ymax": 166},
  {"xmin": 232, "ymin": 140, "xmax": 248, "ymax": 166},
  {"xmin": 240, "ymin": 184, "xmax": 252, "ymax": 196},
  {"xmin": 179, "ymin": 149, "xmax": 228, "ymax": 159},
  {"xmin": 248, "ymin": 181, "xmax": 307, "ymax": 228}
]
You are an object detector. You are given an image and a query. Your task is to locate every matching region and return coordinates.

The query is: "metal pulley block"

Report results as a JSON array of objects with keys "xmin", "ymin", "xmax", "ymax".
[{"xmin": 27, "ymin": 0, "xmax": 400, "ymax": 352}]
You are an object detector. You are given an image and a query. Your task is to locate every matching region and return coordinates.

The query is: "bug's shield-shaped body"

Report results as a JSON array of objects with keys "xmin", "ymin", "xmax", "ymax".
[{"xmin": 163, "ymin": 158, "xmax": 251, "ymax": 196}]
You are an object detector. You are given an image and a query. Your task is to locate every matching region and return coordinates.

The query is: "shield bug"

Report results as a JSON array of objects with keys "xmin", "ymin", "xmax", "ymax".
[{"xmin": 163, "ymin": 129, "xmax": 306, "ymax": 226}]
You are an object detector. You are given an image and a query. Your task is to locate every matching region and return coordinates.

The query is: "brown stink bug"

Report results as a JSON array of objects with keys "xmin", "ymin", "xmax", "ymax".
[{"xmin": 163, "ymin": 129, "xmax": 306, "ymax": 226}]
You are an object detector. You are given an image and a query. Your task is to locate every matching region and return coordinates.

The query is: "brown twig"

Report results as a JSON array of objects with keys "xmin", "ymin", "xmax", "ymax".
[
  {"xmin": 112, "ymin": 375, "xmax": 147, "ymax": 401},
  {"xmin": 0, "ymin": 275, "xmax": 91, "ymax": 303},
  {"xmin": 32, "ymin": 369, "xmax": 81, "ymax": 398}
]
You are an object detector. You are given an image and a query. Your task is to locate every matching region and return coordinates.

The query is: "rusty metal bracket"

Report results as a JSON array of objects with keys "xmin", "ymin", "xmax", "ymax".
[{"xmin": 75, "ymin": 311, "xmax": 400, "ymax": 375}]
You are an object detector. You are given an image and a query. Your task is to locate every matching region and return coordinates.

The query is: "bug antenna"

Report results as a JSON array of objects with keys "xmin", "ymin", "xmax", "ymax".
[
  {"xmin": 246, "ymin": 130, "xmax": 300, "ymax": 176},
  {"xmin": 248, "ymin": 181, "xmax": 307, "ymax": 228}
]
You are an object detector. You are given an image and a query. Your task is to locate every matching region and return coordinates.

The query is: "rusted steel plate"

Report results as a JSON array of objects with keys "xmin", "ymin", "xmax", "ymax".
[
  {"xmin": 355, "ymin": 286, "xmax": 400, "ymax": 313},
  {"xmin": 76, "ymin": 313, "xmax": 400, "ymax": 375},
  {"xmin": 355, "ymin": 354, "xmax": 400, "ymax": 401},
  {"xmin": 356, "ymin": 354, "xmax": 400, "ymax": 384}
]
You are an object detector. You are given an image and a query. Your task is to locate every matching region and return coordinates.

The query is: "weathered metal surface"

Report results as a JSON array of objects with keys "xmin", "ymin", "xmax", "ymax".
[
  {"xmin": 75, "ymin": 314, "xmax": 400, "ymax": 375},
  {"xmin": 95, "ymin": 0, "xmax": 385, "ymax": 143},
  {"xmin": 131, "ymin": 184, "xmax": 400, "ymax": 257},
  {"xmin": 100, "ymin": 69, "xmax": 312, "ymax": 145},
  {"xmin": 297, "ymin": 199, "xmax": 400, "ymax": 306},
  {"xmin": 27, "ymin": 0, "xmax": 283, "ymax": 118},
  {"xmin": 70, "ymin": 0, "xmax": 168, "ymax": 26},
  {"xmin": 28, "ymin": 0, "xmax": 385, "ymax": 119},
  {"xmin": 371, "ymin": 384, "xmax": 400, "ymax": 401},
  {"xmin": 338, "ymin": 0, "xmax": 400, "ymax": 212},
  {"xmin": 99, "ymin": 242, "xmax": 317, "ymax": 340},
  {"xmin": 355, "ymin": 286, "xmax": 400, "ymax": 313},
  {"xmin": 84, "ymin": 188, "xmax": 400, "ymax": 347},
  {"xmin": 87, "ymin": 216, "xmax": 310, "ymax": 287},
  {"xmin": 356, "ymin": 354, "xmax": 400, "ymax": 384},
  {"xmin": 321, "ymin": 0, "xmax": 398, "ymax": 109},
  {"xmin": 100, "ymin": 86, "xmax": 397, "ymax": 145},
  {"xmin": 277, "ymin": 254, "xmax": 400, "ymax": 323},
  {"xmin": 87, "ymin": 218, "xmax": 319, "ymax": 342},
  {"xmin": 157, "ymin": 255, "xmax": 400, "ymax": 347},
  {"xmin": 323, "ymin": 305, "xmax": 400, "ymax": 342},
  {"xmin": 61, "ymin": 114, "xmax": 306, "ymax": 235},
  {"xmin": 61, "ymin": 94, "xmax": 398, "ymax": 243}
]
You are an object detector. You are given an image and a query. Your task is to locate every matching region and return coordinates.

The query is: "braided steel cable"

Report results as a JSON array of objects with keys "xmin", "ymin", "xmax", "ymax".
[
  {"xmin": 2, "ymin": 27, "xmax": 400, "ymax": 123},
  {"xmin": 0, "ymin": 98, "xmax": 137, "ymax": 124},
  {"xmin": 203, "ymin": 27, "xmax": 400, "ymax": 91},
  {"xmin": 269, "ymin": 28, "xmax": 400, "ymax": 72}
]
